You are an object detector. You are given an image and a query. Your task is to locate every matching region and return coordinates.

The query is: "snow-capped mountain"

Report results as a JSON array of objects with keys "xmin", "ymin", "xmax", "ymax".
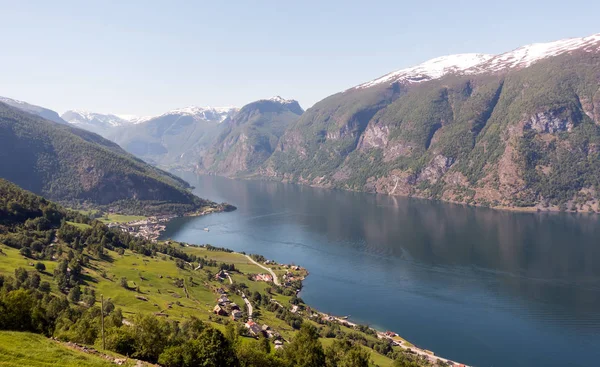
[
  {"xmin": 0, "ymin": 96, "xmax": 67, "ymax": 124},
  {"xmin": 357, "ymin": 33, "xmax": 600, "ymax": 89},
  {"xmin": 357, "ymin": 54, "xmax": 494, "ymax": 89},
  {"xmin": 263, "ymin": 96, "xmax": 297, "ymax": 104},
  {"xmin": 474, "ymin": 32, "xmax": 600, "ymax": 72},
  {"xmin": 61, "ymin": 110, "xmax": 148, "ymax": 128},
  {"xmin": 61, "ymin": 106, "xmax": 238, "ymax": 136},
  {"xmin": 160, "ymin": 106, "xmax": 238, "ymax": 123},
  {"xmin": 270, "ymin": 31, "xmax": 600, "ymax": 212}
]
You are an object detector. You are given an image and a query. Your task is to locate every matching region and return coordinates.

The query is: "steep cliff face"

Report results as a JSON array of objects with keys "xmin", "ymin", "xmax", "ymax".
[
  {"xmin": 263, "ymin": 34, "xmax": 600, "ymax": 212},
  {"xmin": 199, "ymin": 97, "xmax": 303, "ymax": 176}
]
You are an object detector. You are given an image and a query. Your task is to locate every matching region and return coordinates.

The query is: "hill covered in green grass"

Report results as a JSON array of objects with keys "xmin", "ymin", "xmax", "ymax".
[{"xmin": 0, "ymin": 102, "xmax": 214, "ymax": 215}]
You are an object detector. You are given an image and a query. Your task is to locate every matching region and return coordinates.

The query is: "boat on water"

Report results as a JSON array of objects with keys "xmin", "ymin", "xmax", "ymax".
[{"xmin": 203, "ymin": 227, "xmax": 210, "ymax": 232}]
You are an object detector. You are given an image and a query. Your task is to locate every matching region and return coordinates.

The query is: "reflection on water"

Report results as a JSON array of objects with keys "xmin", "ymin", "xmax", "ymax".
[{"xmin": 162, "ymin": 174, "xmax": 600, "ymax": 367}]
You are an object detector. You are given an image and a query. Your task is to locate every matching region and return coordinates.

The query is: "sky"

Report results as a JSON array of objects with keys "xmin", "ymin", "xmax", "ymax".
[{"xmin": 1, "ymin": 0, "xmax": 599, "ymax": 116}]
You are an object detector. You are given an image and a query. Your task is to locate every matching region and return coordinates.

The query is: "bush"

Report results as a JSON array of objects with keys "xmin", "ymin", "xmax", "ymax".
[
  {"xmin": 35, "ymin": 262, "xmax": 46, "ymax": 272},
  {"xmin": 19, "ymin": 247, "xmax": 32, "ymax": 258}
]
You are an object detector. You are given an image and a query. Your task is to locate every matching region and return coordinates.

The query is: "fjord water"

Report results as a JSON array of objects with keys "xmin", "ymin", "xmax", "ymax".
[{"xmin": 161, "ymin": 174, "xmax": 600, "ymax": 367}]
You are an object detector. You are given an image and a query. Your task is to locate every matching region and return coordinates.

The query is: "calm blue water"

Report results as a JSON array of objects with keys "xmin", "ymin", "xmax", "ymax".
[{"xmin": 161, "ymin": 174, "xmax": 600, "ymax": 367}]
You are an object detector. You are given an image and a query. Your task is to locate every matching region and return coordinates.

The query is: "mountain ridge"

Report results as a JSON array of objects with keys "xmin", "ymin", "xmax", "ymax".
[
  {"xmin": 355, "ymin": 33, "xmax": 600, "ymax": 90},
  {"xmin": 0, "ymin": 102, "xmax": 215, "ymax": 215},
  {"xmin": 8, "ymin": 32, "xmax": 600, "ymax": 212},
  {"xmin": 0, "ymin": 96, "xmax": 68, "ymax": 125},
  {"xmin": 258, "ymin": 32, "xmax": 600, "ymax": 212},
  {"xmin": 198, "ymin": 97, "xmax": 304, "ymax": 175}
]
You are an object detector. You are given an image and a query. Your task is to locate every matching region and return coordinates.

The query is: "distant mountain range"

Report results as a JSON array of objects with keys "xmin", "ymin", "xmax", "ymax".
[
  {"xmin": 0, "ymin": 101, "xmax": 214, "ymax": 215},
  {"xmin": 59, "ymin": 98, "xmax": 297, "ymax": 171},
  {"xmin": 60, "ymin": 110, "xmax": 149, "ymax": 134},
  {"xmin": 4, "ymin": 32, "xmax": 600, "ymax": 212}
]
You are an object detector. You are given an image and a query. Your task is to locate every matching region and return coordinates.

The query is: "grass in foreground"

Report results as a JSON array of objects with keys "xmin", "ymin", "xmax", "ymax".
[
  {"xmin": 0, "ymin": 331, "xmax": 129, "ymax": 367},
  {"xmin": 1, "ymin": 241, "xmax": 401, "ymax": 366}
]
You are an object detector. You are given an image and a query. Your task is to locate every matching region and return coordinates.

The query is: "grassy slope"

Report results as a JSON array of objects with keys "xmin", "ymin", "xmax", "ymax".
[
  {"xmin": 0, "ymin": 331, "xmax": 131, "ymax": 367},
  {"xmin": 0, "ymin": 243, "xmax": 396, "ymax": 366},
  {"xmin": 97, "ymin": 214, "xmax": 147, "ymax": 224}
]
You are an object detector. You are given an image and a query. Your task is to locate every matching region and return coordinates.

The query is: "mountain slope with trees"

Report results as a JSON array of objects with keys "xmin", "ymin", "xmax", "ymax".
[
  {"xmin": 0, "ymin": 96, "xmax": 68, "ymax": 125},
  {"xmin": 0, "ymin": 102, "xmax": 212, "ymax": 215}
]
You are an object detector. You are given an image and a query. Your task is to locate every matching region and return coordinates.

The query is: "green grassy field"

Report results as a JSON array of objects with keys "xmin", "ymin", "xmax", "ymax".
[
  {"xmin": 320, "ymin": 338, "xmax": 396, "ymax": 367},
  {"xmin": 0, "ymin": 244, "xmax": 57, "ymax": 279},
  {"xmin": 0, "ymin": 241, "xmax": 399, "ymax": 366},
  {"xmin": 0, "ymin": 331, "xmax": 133, "ymax": 367},
  {"xmin": 98, "ymin": 214, "xmax": 147, "ymax": 224},
  {"xmin": 66, "ymin": 221, "xmax": 92, "ymax": 230}
]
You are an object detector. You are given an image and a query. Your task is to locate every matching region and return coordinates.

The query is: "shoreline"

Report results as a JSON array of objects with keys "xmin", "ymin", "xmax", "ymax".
[
  {"xmin": 236, "ymin": 252, "xmax": 470, "ymax": 367},
  {"xmin": 144, "ymin": 197, "xmax": 471, "ymax": 366},
  {"xmin": 105, "ymin": 204, "xmax": 235, "ymax": 242},
  {"xmin": 193, "ymin": 171, "xmax": 598, "ymax": 215}
]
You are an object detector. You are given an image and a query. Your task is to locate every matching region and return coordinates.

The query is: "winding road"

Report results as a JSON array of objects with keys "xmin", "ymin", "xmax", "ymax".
[
  {"xmin": 242, "ymin": 293, "xmax": 253, "ymax": 320},
  {"xmin": 245, "ymin": 255, "xmax": 280, "ymax": 285},
  {"xmin": 226, "ymin": 271, "xmax": 253, "ymax": 319}
]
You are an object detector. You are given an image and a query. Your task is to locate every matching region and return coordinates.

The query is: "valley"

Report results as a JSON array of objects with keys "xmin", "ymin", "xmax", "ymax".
[
  {"xmin": 1, "ymin": 25, "xmax": 600, "ymax": 367},
  {"xmin": 0, "ymin": 179, "xmax": 453, "ymax": 366}
]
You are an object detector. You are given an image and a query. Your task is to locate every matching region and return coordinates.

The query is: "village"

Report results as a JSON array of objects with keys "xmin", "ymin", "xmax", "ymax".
[
  {"xmin": 207, "ymin": 257, "xmax": 310, "ymax": 351},
  {"xmin": 106, "ymin": 215, "xmax": 175, "ymax": 242},
  {"xmin": 206, "ymin": 255, "xmax": 467, "ymax": 367}
]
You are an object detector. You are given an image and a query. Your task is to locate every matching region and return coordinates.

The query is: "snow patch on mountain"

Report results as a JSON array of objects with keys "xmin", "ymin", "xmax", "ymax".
[
  {"xmin": 115, "ymin": 114, "xmax": 153, "ymax": 124},
  {"xmin": 62, "ymin": 110, "xmax": 134, "ymax": 127},
  {"xmin": 471, "ymin": 33, "xmax": 600, "ymax": 72},
  {"xmin": 265, "ymin": 96, "xmax": 296, "ymax": 104},
  {"xmin": 356, "ymin": 33, "xmax": 600, "ymax": 89},
  {"xmin": 0, "ymin": 96, "xmax": 27, "ymax": 106},
  {"xmin": 357, "ymin": 54, "xmax": 494, "ymax": 89},
  {"xmin": 162, "ymin": 106, "xmax": 238, "ymax": 123}
]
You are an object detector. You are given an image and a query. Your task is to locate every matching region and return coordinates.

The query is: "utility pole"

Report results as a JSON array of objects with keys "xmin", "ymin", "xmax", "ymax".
[{"xmin": 100, "ymin": 294, "xmax": 105, "ymax": 350}]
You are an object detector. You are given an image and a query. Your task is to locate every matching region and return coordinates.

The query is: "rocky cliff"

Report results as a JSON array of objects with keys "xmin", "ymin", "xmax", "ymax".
[{"xmin": 262, "ymin": 34, "xmax": 600, "ymax": 212}]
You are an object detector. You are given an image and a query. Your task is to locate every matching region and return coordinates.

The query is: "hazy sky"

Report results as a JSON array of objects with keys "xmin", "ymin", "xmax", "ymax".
[{"xmin": 1, "ymin": 0, "xmax": 599, "ymax": 115}]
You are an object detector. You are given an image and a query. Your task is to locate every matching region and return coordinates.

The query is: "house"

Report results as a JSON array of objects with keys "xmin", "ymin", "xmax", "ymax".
[
  {"xmin": 231, "ymin": 310, "xmax": 243, "ymax": 320},
  {"xmin": 213, "ymin": 305, "xmax": 228, "ymax": 316},
  {"xmin": 291, "ymin": 305, "xmax": 299, "ymax": 313},
  {"xmin": 215, "ymin": 270, "xmax": 227, "ymax": 281},
  {"xmin": 266, "ymin": 329, "xmax": 280, "ymax": 339},
  {"xmin": 254, "ymin": 273, "xmax": 273, "ymax": 282},
  {"xmin": 217, "ymin": 295, "xmax": 230, "ymax": 305},
  {"xmin": 245, "ymin": 321, "xmax": 262, "ymax": 336},
  {"xmin": 274, "ymin": 340, "xmax": 284, "ymax": 349}
]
